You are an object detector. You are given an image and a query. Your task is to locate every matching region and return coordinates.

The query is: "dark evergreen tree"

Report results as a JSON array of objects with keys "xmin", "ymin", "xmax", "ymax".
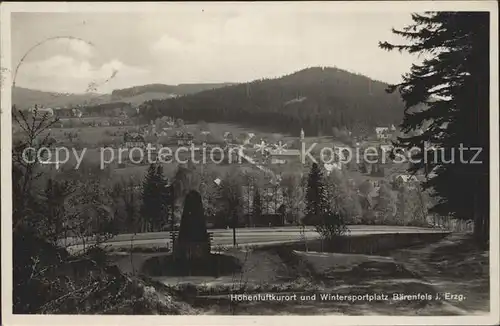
[
  {"xmin": 141, "ymin": 163, "xmax": 169, "ymax": 232},
  {"xmin": 380, "ymin": 12, "xmax": 490, "ymax": 244},
  {"xmin": 141, "ymin": 164, "xmax": 157, "ymax": 232},
  {"xmin": 304, "ymin": 163, "xmax": 328, "ymax": 224}
]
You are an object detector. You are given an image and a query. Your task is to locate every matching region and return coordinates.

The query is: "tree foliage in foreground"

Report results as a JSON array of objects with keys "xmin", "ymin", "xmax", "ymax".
[
  {"xmin": 12, "ymin": 109, "xmax": 170, "ymax": 314},
  {"xmin": 315, "ymin": 210, "xmax": 350, "ymax": 241},
  {"xmin": 380, "ymin": 12, "xmax": 490, "ymax": 243}
]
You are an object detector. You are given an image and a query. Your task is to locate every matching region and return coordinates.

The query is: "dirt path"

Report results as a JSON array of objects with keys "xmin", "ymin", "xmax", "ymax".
[
  {"xmin": 196, "ymin": 234, "xmax": 490, "ymax": 315},
  {"xmin": 379, "ymin": 233, "xmax": 490, "ymax": 314}
]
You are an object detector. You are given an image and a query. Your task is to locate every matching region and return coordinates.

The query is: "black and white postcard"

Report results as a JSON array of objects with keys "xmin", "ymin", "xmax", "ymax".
[{"xmin": 1, "ymin": 2, "xmax": 498, "ymax": 325}]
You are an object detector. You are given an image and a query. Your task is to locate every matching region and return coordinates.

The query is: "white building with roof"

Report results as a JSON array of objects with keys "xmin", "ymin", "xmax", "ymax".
[
  {"xmin": 29, "ymin": 107, "xmax": 54, "ymax": 117},
  {"xmin": 375, "ymin": 127, "xmax": 390, "ymax": 140}
]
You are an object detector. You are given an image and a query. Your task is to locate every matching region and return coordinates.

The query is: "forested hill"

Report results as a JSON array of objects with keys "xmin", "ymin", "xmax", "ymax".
[
  {"xmin": 141, "ymin": 67, "xmax": 405, "ymax": 136},
  {"xmin": 111, "ymin": 83, "xmax": 234, "ymax": 99},
  {"xmin": 12, "ymin": 83, "xmax": 233, "ymax": 109}
]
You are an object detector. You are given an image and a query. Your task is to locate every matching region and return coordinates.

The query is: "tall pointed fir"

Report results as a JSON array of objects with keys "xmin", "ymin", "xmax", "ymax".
[
  {"xmin": 380, "ymin": 12, "xmax": 490, "ymax": 244},
  {"xmin": 156, "ymin": 164, "xmax": 170, "ymax": 230},
  {"xmin": 304, "ymin": 163, "xmax": 328, "ymax": 225},
  {"xmin": 141, "ymin": 163, "xmax": 169, "ymax": 232}
]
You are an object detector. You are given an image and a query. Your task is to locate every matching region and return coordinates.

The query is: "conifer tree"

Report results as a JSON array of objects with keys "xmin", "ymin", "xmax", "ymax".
[
  {"xmin": 141, "ymin": 163, "xmax": 169, "ymax": 231},
  {"xmin": 380, "ymin": 12, "xmax": 490, "ymax": 243},
  {"xmin": 304, "ymin": 163, "xmax": 327, "ymax": 224}
]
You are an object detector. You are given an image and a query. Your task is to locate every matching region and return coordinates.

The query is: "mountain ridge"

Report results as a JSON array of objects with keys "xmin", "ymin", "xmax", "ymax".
[
  {"xmin": 111, "ymin": 83, "xmax": 234, "ymax": 99},
  {"xmin": 140, "ymin": 66, "xmax": 406, "ymax": 136},
  {"xmin": 12, "ymin": 82, "xmax": 235, "ymax": 109},
  {"xmin": 12, "ymin": 66, "xmax": 407, "ymax": 136}
]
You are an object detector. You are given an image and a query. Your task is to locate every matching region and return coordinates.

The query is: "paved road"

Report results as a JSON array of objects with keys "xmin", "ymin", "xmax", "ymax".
[{"xmin": 66, "ymin": 225, "xmax": 446, "ymax": 251}]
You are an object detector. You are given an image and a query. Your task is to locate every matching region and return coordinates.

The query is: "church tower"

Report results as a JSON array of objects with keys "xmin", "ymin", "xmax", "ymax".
[{"xmin": 299, "ymin": 128, "xmax": 305, "ymax": 164}]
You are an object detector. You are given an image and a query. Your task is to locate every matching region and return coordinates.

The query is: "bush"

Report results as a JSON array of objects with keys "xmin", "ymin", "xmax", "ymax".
[{"xmin": 315, "ymin": 210, "xmax": 349, "ymax": 241}]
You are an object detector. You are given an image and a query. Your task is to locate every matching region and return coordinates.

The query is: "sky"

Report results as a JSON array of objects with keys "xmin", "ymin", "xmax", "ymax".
[{"xmin": 11, "ymin": 6, "xmax": 420, "ymax": 94}]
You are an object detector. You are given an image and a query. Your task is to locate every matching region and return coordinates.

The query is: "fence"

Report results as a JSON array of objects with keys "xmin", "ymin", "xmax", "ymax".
[
  {"xmin": 169, "ymin": 231, "xmax": 214, "ymax": 249},
  {"xmin": 428, "ymin": 215, "xmax": 474, "ymax": 233}
]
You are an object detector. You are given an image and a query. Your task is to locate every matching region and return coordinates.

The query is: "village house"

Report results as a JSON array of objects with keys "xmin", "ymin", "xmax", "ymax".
[
  {"xmin": 375, "ymin": 127, "xmax": 391, "ymax": 140},
  {"xmin": 267, "ymin": 148, "xmax": 302, "ymax": 165},
  {"xmin": 29, "ymin": 107, "xmax": 54, "ymax": 117},
  {"xmin": 393, "ymin": 174, "xmax": 419, "ymax": 188},
  {"xmin": 175, "ymin": 131, "xmax": 194, "ymax": 146},
  {"xmin": 52, "ymin": 107, "xmax": 73, "ymax": 118},
  {"xmin": 72, "ymin": 108, "xmax": 83, "ymax": 118},
  {"xmin": 124, "ymin": 132, "xmax": 146, "ymax": 148},
  {"xmin": 223, "ymin": 131, "xmax": 235, "ymax": 144},
  {"xmin": 324, "ymin": 162, "xmax": 342, "ymax": 174}
]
